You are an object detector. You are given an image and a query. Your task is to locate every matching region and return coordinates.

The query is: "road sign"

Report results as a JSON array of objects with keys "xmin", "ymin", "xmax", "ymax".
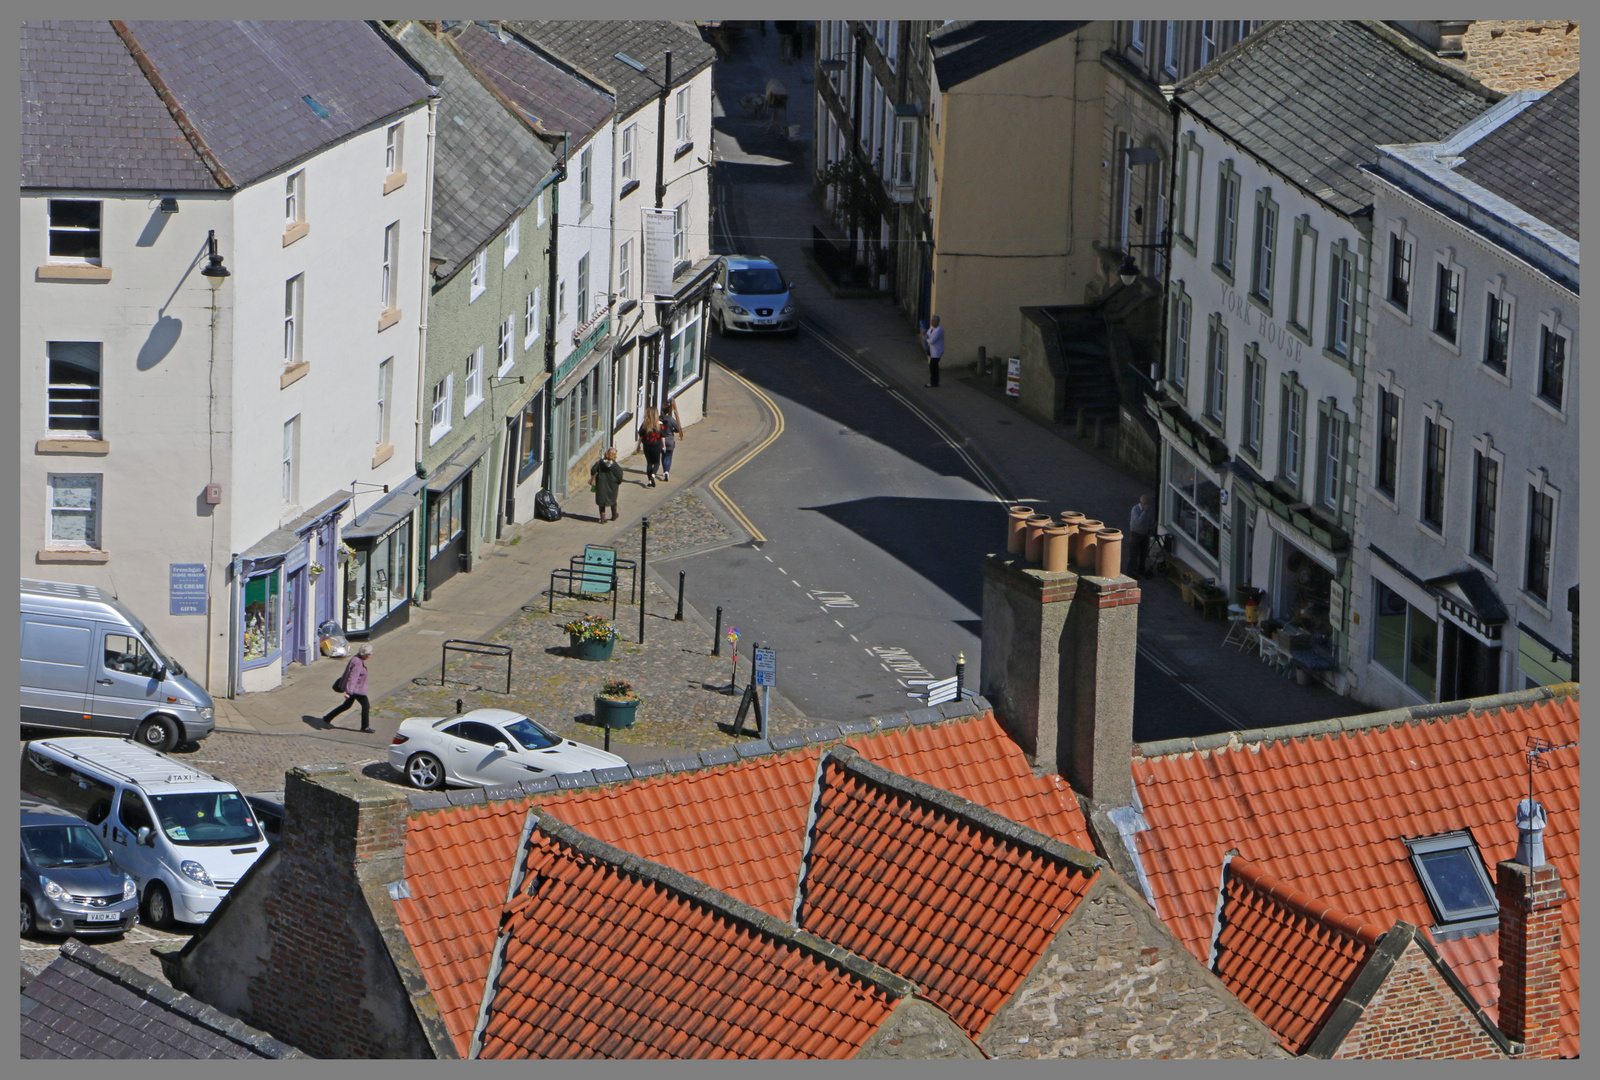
[
  {"xmin": 169, "ymin": 563, "xmax": 207, "ymax": 615},
  {"xmin": 753, "ymin": 646, "xmax": 776, "ymax": 687}
]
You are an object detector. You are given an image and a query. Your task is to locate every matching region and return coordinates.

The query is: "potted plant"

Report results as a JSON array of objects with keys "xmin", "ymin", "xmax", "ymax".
[
  {"xmin": 562, "ymin": 614, "xmax": 618, "ymax": 661},
  {"xmin": 594, "ymin": 678, "xmax": 640, "ymax": 730}
]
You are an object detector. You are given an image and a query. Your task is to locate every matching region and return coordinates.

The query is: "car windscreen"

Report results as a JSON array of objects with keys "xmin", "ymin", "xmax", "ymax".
[
  {"xmin": 139, "ymin": 629, "xmax": 182, "ymax": 677},
  {"xmin": 148, "ymin": 791, "xmax": 263, "ymax": 846},
  {"xmin": 23, "ymin": 823, "xmax": 112, "ymax": 869},
  {"xmin": 728, "ymin": 267, "xmax": 786, "ymax": 295},
  {"xmin": 503, "ymin": 717, "xmax": 562, "ymax": 751}
]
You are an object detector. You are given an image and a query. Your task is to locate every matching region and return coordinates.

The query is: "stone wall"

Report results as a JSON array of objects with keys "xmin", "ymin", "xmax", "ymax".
[
  {"xmin": 1461, "ymin": 21, "xmax": 1580, "ymax": 91},
  {"xmin": 856, "ymin": 997, "xmax": 985, "ymax": 1059},
  {"xmin": 977, "ymin": 873, "xmax": 1289, "ymax": 1059},
  {"xmin": 1332, "ymin": 939, "xmax": 1504, "ymax": 1059}
]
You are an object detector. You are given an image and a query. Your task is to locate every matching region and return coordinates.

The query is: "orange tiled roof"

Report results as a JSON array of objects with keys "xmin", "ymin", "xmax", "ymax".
[
  {"xmin": 1131, "ymin": 693, "xmax": 1580, "ymax": 1057},
  {"xmin": 1211, "ymin": 856, "xmax": 1383, "ymax": 1053},
  {"xmin": 796, "ymin": 749, "xmax": 1101, "ymax": 1037},
  {"xmin": 475, "ymin": 812, "xmax": 905, "ymax": 1059}
]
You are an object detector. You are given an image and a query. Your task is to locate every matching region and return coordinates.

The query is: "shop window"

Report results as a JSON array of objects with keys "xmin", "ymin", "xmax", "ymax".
[
  {"xmin": 1166, "ymin": 446, "xmax": 1220, "ymax": 559},
  {"xmin": 1278, "ymin": 544, "xmax": 1334, "ymax": 649},
  {"xmin": 666, "ymin": 310, "xmax": 702, "ymax": 390},
  {"xmin": 345, "ymin": 523, "xmax": 411, "ymax": 633},
  {"xmin": 518, "ymin": 393, "xmax": 544, "ymax": 482},
  {"xmin": 427, "ymin": 483, "xmax": 465, "ymax": 561},
  {"xmin": 565, "ymin": 365, "xmax": 604, "ymax": 462},
  {"xmin": 1373, "ymin": 579, "xmax": 1437, "ymax": 699},
  {"xmin": 242, "ymin": 571, "xmax": 281, "ymax": 666}
]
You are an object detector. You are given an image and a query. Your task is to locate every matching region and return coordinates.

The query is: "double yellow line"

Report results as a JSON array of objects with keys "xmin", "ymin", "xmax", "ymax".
[{"xmin": 707, "ymin": 363, "xmax": 784, "ymax": 543}]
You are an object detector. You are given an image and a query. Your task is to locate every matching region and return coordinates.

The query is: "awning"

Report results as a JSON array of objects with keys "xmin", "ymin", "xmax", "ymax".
[
  {"xmin": 553, "ymin": 336, "xmax": 613, "ymax": 399},
  {"xmin": 425, "ymin": 436, "xmax": 489, "ymax": 494},
  {"xmin": 343, "ymin": 476, "xmax": 423, "ymax": 542},
  {"xmin": 240, "ymin": 490, "xmax": 352, "ymax": 562},
  {"xmin": 1426, "ymin": 568, "xmax": 1509, "ymax": 634}
]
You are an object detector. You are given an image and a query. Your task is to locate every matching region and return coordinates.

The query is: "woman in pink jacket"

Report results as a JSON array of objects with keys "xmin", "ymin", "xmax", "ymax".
[{"xmin": 322, "ymin": 643, "xmax": 373, "ymax": 732}]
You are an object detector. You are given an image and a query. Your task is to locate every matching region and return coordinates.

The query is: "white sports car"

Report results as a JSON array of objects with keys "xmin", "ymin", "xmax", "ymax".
[{"xmin": 388, "ymin": 708, "xmax": 627, "ymax": 790}]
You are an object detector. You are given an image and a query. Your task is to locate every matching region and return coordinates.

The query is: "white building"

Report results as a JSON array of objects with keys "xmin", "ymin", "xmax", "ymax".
[
  {"xmin": 1349, "ymin": 75, "xmax": 1579, "ymax": 707},
  {"xmin": 1156, "ymin": 22, "xmax": 1499, "ymax": 690},
  {"xmin": 21, "ymin": 20, "xmax": 433, "ymax": 695},
  {"xmin": 510, "ymin": 19, "xmax": 718, "ymax": 495}
]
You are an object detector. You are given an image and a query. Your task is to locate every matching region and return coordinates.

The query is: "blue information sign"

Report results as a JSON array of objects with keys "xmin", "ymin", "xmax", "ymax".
[
  {"xmin": 170, "ymin": 563, "xmax": 208, "ymax": 616},
  {"xmin": 753, "ymin": 647, "xmax": 776, "ymax": 688}
]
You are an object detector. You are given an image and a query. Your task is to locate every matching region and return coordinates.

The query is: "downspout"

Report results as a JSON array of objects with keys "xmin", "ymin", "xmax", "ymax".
[
  {"xmin": 1159, "ymin": 93, "xmax": 1178, "ymax": 389},
  {"xmin": 651, "ymin": 49, "xmax": 673, "ymax": 413},
  {"xmin": 414, "ymin": 87, "xmax": 441, "ymax": 476},
  {"xmin": 541, "ymin": 137, "xmax": 568, "ymax": 494},
  {"xmin": 227, "ymin": 554, "xmax": 240, "ymax": 699}
]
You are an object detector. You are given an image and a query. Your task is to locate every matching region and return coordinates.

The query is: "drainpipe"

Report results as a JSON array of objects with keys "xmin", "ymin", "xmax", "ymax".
[
  {"xmin": 226, "ymin": 553, "xmax": 240, "ymax": 699},
  {"xmin": 651, "ymin": 49, "xmax": 673, "ymax": 413},
  {"xmin": 413, "ymin": 85, "xmax": 441, "ymax": 476},
  {"xmin": 542, "ymin": 137, "xmax": 568, "ymax": 493}
]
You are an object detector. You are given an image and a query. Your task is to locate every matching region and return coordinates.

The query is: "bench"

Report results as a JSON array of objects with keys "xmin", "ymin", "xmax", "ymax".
[{"xmin": 547, "ymin": 545, "xmax": 637, "ymax": 619}]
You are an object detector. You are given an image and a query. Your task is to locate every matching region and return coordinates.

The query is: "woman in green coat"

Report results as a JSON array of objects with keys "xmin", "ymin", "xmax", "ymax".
[{"xmin": 590, "ymin": 447, "xmax": 624, "ymax": 522}]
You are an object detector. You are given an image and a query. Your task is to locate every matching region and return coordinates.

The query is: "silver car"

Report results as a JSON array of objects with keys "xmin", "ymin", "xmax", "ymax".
[
  {"xmin": 710, "ymin": 255, "xmax": 798, "ymax": 335},
  {"xmin": 20, "ymin": 798, "xmax": 139, "ymax": 937},
  {"xmin": 389, "ymin": 708, "xmax": 627, "ymax": 790}
]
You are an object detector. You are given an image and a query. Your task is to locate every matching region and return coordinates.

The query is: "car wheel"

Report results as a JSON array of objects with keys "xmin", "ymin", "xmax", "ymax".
[
  {"xmin": 715, "ymin": 311, "xmax": 727, "ymax": 337},
  {"xmin": 21, "ymin": 895, "xmax": 37, "ymax": 937},
  {"xmin": 136, "ymin": 716, "xmax": 179, "ymax": 753},
  {"xmin": 406, "ymin": 753, "xmax": 446, "ymax": 791},
  {"xmin": 142, "ymin": 882, "xmax": 176, "ymax": 931}
]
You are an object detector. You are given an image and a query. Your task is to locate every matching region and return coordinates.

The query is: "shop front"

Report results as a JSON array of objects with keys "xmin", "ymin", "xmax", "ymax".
[
  {"xmin": 1362, "ymin": 545, "xmax": 1508, "ymax": 706},
  {"xmin": 341, "ymin": 480, "xmax": 421, "ymax": 639},
  {"xmin": 1163, "ymin": 442, "xmax": 1224, "ymax": 575},
  {"xmin": 234, "ymin": 492, "xmax": 349, "ymax": 695},
  {"xmin": 551, "ymin": 329, "xmax": 612, "ymax": 499},
  {"xmin": 423, "ymin": 437, "xmax": 487, "ymax": 600}
]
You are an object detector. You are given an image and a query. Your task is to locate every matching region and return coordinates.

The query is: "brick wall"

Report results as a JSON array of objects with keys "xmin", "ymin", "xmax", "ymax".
[
  {"xmin": 1461, "ymin": 21, "xmax": 1580, "ymax": 92},
  {"xmin": 977, "ymin": 873, "xmax": 1288, "ymax": 1059},
  {"xmin": 1496, "ymin": 860, "xmax": 1567, "ymax": 1058},
  {"xmin": 1331, "ymin": 939, "xmax": 1504, "ymax": 1059}
]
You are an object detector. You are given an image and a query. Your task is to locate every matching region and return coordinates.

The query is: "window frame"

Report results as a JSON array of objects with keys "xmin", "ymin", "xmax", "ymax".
[
  {"xmin": 498, "ymin": 317, "xmax": 515, "ymax": 376},
  {"xmin": 618, "ymin": 239, "xmax": 632, "ymax": 301},
  {"xmin": 503, "ymin": 216, "xmax": 520, "ymax": 267},
  {"xmin": 576, "ymin": 252, "xmax": 590, "ymax": 326},
  {"xmin": 283, "ymin": 274, "xmax": 304, "ymax": 367},
  {"xmin": 524, "ymin": 287, "xmax": 541, "ymax": 349},
  {"xmin": 282, "ymin": 415, "xmax": 300, "ymax": 506},
  {"xmin": 464, "ymin": 348, "xmax": 484, "ymax": 416},
  {"xmin": 1166, "ymin": 445, "xmax": 1222, "ymax": 561},
  {"xmin": 285, "ymin": 170, "xmax": 305, "ymax": 227},
  {"xmin": 1161, "ymin": 20, "xmax": 1179, "ymax": 77},
  {"xmin": 385, "ymin": 122, "xmax": 403, "ymax": 176},
  {"xmin": 620, "ymin": 124, "xmax": 637, "ymax": 182},
  {"xmin": 1199, "ymin": 20, "xmax": 1218, "ymax": 65},
  {"xmin": 47, "ymin": 199, "xmax": 102, "ymax": 266},
  {"xmin": 1203, "ymin": 314, "xmax": 1228, "ymax": 428},
  {"xmin": 1326, "ymin": 242, "xmax": 1355, "ymax": 358},
  {"xmin": 1524, "ymin": 482, "xmax": 1555, "ymax": 604},
  {"xmin": 1279, "ymin": 374, "xmax": 1306, "ymax": 492},
  {"xmin": 1405, "ymin": 832, "xmax": 1498, "ymax": 927},
  {"xmin": 1213, "ymin": 161, "xmax": 1240, "ymax": 279},
  {"xmin": 1316, "ymin": 400, "xmax": 1345, "ymax": 512},
  {"xmin": 1372, "ymin": 578, "xmax": 1438, "ymax": 699},
  {"xmin": 46, "ymin": 341, "xmax": 103, "ymax": 439},
  {"xmin": 1386, "ymin": 229, "xmax": 1413, "ymax": 315},
  {"xmin": 1430, "ymin": 254, "xmax": 1462, "ymax": 348},
  {"xmin": 1482, "ymin": 283, "xmax": 1513, "ymax": 375},
  {"xmin": 46, "ymin": 472, "xmax": 101, "ymax": 551},
  {"xmin": 673, "ymin": 200, "xmax": 688, "ymax": 264},
  {"xmin": 1286, "ymin": 215, "xmax": 1318, "ymax": 343},
  {"xmin": 1129, "ymin": 20, "xmax": 1145, "ymax": 53},
  {"xmin": 469, "ymin": 250, "xmax": 487, "ymax": 303},
  {"xmin": 1175, "ymin": 131, "xmax": 1203, "ymax": 253},
  {"xmin": 894, "ymin": 115, "xmax": 919, "ymax": 189},
  {"xmin": 1168, "ymin": 283, "xmax": 1192, "ymax": 390},
  {"xmin": 1249, "ymin": 188, "xmax": 1279, "ymax": 309},
  {"xmin": 1241, "ymin": 346, "xmax": 1265, "ymax": 458},
  {"xmin": 429, "ymin": 373, "xmax": 453, "ymax": 446},
  {"xmin": 376, "ymin": 357, "xmax": 393, "ymax": 450},
  {"xmin": 674, "ymin": 86, "xmax": 690, "ymax": 148},
  {"xmin": 381, "ymin": 221, "xmax": 399, "ymax": 312},
  {"xmin": 579, "ymin": 147, "xmax": 593, "ymax": 219},
  {"xmin": 1376, "ymin": 386, "xmax": 1400, "ymax": 499},
  {"xmin": 1113, "ymin": 130, "xmax": 1134, "ymax": 251},
  {"xmin": 1421, "ymin": 416, "xmax": 1448, "ymax": 532},
  {"xmin": 1536, "ymin": 317, "xmax": 1569, "ymax": 412},
  {"xmin": 1470, "ymin": 447, "xmax": 1499, "ymax": 567}
]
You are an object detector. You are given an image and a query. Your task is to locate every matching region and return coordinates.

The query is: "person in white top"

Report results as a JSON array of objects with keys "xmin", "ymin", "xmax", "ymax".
[{"xmin": 924, "ymin": 314, "xmax": 945, "ymax": 387}]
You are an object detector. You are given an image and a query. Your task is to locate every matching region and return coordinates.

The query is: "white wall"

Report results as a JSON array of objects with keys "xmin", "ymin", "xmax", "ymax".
[{"xmin": 553, "ymin": 126, "xmax": 616, "ymax": 365}]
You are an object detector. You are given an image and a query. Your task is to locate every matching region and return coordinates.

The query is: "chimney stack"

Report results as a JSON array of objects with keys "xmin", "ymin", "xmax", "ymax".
[
  {"xmin": 1495, "ymin": 822, "xmax": 1568, "ymax": 1059},
  {"xmin": 980, "ymin": 551, "xmax": 1140, "ymax": 809}
]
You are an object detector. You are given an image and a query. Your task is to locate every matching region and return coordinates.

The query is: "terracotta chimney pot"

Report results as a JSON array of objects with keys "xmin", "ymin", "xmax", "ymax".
[
  {"xmin": 1024, "ymin": 515, "xmax": 1052, "ymax": 563},
  {"xmin": 1006, "ymin": 505, "xmax": 1033, "ymax": 554},
  {"xmin": 1075, "ymin": 521, "xmax": 1105, "ymax": 570},
  {"xmin": 1042, "ymin": 526, "xmax": 1070, "ymax": 572},
  {"xmin": 1094, "ymin": 529, "xmax": 1123, "ymax": 578}
]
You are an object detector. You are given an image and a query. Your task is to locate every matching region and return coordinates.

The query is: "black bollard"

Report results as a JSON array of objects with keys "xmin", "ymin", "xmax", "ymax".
[
  {"xmin": 955, "ymin": 653, "xmax": 965, "ymax": 701},
  {"xmin": 456, "ymin": 698, "xmax": 463, "ymax": 715},
  {"xmin": 639, "ymin": 516, "xmax": 649, "ymax": 644},
  {"xmin": 675, "ymin": 571, "xmax": 685, "ymax": 621},
  {"xmin": 713, "ymin": 605, "xmax": 723, "ymax": 655}
]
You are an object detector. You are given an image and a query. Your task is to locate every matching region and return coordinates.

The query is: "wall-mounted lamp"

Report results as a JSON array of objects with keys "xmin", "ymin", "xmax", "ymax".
[
  {"xmin": 1118, "ymin": 255, "xmax": 1140, "ymax": 288},
  {"xmin": 200, "ymin": 229, "xmax": 230, "ymax": 285},
  {"xmin": 819, "ymin": 57, "xmax": 849, "ymax": 72},
  {"xmin": 492, "ymin": 375, "xmax": 525, "ymax": 385},
  {"xmin": 159, "ymin": 197, "xmax": 180, "ymax": 214}
]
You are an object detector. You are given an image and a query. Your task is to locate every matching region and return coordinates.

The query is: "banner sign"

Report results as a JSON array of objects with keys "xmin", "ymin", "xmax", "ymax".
[{"xmin": 642, "ymin": 208, "xmax": 676, "ymax": 297}]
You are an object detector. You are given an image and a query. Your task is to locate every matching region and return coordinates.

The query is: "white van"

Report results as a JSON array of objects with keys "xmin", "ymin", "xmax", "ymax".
[
  {"xmin": 20, "ymin": 737, "xmax": 268, "ymax": 929},
  {"xmin": 22, "ymin": 578, "xmax": 214, "ymax": 751}
]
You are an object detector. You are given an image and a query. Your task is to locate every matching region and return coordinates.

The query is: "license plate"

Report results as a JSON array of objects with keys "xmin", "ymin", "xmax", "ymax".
[
  {"xmin": 86, "ymin": 911, "xmax": 121, "ymax": 922},
  {"xmin": 756, "ymin": 319, "xmax": 773, "ymax": 325}
]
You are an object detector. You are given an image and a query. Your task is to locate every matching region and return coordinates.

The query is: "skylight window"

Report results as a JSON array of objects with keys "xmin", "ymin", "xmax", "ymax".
[{"xmin": 1405, "ymin": 832, "xmax": 1498, "ymax": 930}]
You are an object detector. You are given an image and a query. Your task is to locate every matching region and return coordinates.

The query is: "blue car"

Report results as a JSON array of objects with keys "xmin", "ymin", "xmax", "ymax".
[{"xmin": 20, "ymin": 798, "xmax": 139, "ymax": 937}]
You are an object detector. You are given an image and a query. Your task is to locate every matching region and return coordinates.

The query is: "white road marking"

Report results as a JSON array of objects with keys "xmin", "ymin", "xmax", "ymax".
[
  {"xmin": 778, "ymin": 567, "xmax": 786, "ymax": 574},
  {"xmin": 834, "ymin": 620, "xmax": 845, "ymax": 628},
  {"xmin": 791, "ymin": 580, "xmax": 802, "ymax": 587},
  {"xmin": 764, "ymin": 555, "xmax": 773, "ymax": 562},
  {"xmin": 849, "ymin": 634, "xmax": 859, "ymax": 642}
]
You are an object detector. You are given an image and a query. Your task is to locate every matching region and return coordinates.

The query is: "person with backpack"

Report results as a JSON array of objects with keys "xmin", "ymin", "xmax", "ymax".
[
  {"xmin": 637, "ymin": 405, "xmax": 664, "ymax": 487},
  {"xmin": 660, "ymin": 398, "xmax": 684, "ymax": 482}
]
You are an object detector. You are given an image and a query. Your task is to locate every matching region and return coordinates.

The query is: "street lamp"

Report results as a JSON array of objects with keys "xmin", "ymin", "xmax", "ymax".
[{"xmin": 200, "ymin": 229, "xmax": 230, "ymax": 286}]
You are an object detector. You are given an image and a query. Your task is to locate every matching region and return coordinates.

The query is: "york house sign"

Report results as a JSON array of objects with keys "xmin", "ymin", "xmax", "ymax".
[{"xmin": 1221, "ymin": 286, "xmax": 1304, "ymax": 364}]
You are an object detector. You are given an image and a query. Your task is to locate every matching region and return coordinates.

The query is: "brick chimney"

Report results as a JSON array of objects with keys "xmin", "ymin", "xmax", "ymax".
[
  {"xmin": 1495, "ymin": 803, "xmax": 1568, "ymax": 1059},
  {"xmin": 980, "ymin": 552, "xmax": 1139, "ymax": 808}
]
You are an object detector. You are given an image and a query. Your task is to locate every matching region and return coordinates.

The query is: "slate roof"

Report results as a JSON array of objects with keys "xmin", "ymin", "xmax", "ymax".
[
  {"xmin": 451, "ymin": 21, "xmax": 614, "ymax": 146},
  {"xmin": 1173, "ymin": 20, "xmax": 1502, "ymax": 216},
  {"xmin": 505, "ymin": 20, "xmax": 715, "ymax": 118},
  {"xmin": 1210, "ymin": 857, "xmax": 1383, "ymax": 1053},
  {"xmin": 21, "ymin": 20, "xmax": 215, "ymax": 191},
  {"xmin": 796, "ymin": 749, "xmax": 1101, "ymax": 1037},
  {"xmin": 391, "ymin": 23, "xmax": 557, "ymax": 279},
  {"xmin": 928, "ymin": 21, "xmax": 1088, "ymax": 90},
  {"xmin": 1129, "ymin": 689, "xmax": 1580, "ymax": 1057},
  {"xmin": 474, "ymin": 811, "xmax": 907, "ymax": 1059},
  {"xmin": 394, "ymin": 708, "xmax": 1094, "ymax": 1055},
  {"xmin": 24, "ymin": 21, "xmax": 432, "ymax": 193},
  {"xmin": 21, "ymin": 938, "xmax": 305, "ymax": 1059},
  {"xmin": 1456, "ymin": 72, "xmax": 1579, "ymax": 240}
]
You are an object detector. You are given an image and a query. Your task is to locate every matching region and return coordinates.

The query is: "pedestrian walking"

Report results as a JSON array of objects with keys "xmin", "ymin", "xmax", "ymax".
[
  {"xmin": 322, "ymin": 644, "xmax": 373, "ymax": 732},
  {"xmin": 1127, "ymin": 494, "xmax": 1155, "ymax": 578},
  {"xmin": 924, "ymin": 314, "xmax": 945, "ymax": 387},
  {"xmin": 590, "ymin": 447, "xmax": 624, "ymax": 522},
  {"xmin": 660, "ymin": 398, "xmax": 683, "ymax": 481},
  {"xmin": 638, "ymin": 405, "xmax": 664, "ymax": 487}
]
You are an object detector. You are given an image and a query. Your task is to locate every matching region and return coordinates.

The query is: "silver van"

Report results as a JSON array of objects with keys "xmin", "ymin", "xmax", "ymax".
[
  {"xmin": 21, "ymin": 737, "xmax": 268, "ymax": 930},
  {"xmin": 21, "ymin": 578, "xmax": 214, "ymax": 751}
]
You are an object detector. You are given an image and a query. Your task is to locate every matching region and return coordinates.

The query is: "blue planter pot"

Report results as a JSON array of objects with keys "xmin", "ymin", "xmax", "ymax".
[
  {"xmin": 569, "ymin": 635, "xmax": 616, "ymax": 661},
  {"xmin": 594, "ymin": 696, "xmax": 639, "ymax": 729}
]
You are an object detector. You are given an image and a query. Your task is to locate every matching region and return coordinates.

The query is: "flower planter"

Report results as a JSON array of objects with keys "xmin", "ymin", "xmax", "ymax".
[
  {"xmin": 594, "ymin": 696, "xmax": 639, "ymax": 729},
  {"xmin": 569, "ymin": 635, "xmax": 616, "ymax": 661},
  {"xmin": 1178, "ymin": 426, "xmax": 1197, "ymax": 448}
]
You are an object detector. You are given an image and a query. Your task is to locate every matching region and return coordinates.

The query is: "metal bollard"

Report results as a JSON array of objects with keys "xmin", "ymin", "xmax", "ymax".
[
  {"xmin": 675, "ymin": 571, "xmax": 685, "ymax": 621},
  {"xmin": 977, "ymin": 345, "xmax": 987, "ymax": 376},
  {"xmin": 713, "ymin": 605, "xmax": 723, "ymax": 655},
  {"xmin": 956, "ymin": 652, "xmax": 965, "ymax": 700},
  {"xmin": 639, "ymin": 516, "xmax": 649, "ymax": 643},
  {"xmin": 456, "ymin": 698, "xmax": 463, "ymax": 715}
]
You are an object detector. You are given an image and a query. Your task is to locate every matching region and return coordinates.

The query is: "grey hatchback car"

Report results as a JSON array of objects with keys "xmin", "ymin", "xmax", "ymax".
[
  {"xmin": 710, "ymin": 255, "xmax": 798, "ymax": 335},
  {"xmin": 20, "ymin": 798, "xmax": 139, "ymax": 937}
]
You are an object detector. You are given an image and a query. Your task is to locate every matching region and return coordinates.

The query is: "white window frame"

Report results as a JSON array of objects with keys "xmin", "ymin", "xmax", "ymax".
[
  {"xmin": 381, "ymin": 222, "xmax": 399, "ymax": 312},
  {"xmin": 285, "ymin": 170, "xmax": 304, "ymax": 226},
  {"xmin": 1162, "ymin": 21, "xmax": 1179, "ymax": 77},
  {"xmin": 281, "ymin": 415, "xmax": 300, "ymax": 506},
  {"xmin": 886, "ymin": 20, "xmax": 899, "ymax": 69},
  {"xmin": 503, "ymin": 216, "xmax": 520, "ymax": 267},
  {"xmin": 469, "ymin": 250, "xmax": 487, "ymax": 303},
  {"xmin": 1200, "ymin": 20, "xmax": 1218, "ymax": 64},
  {"xmin": 1114, "ymin": 131, "xmax": 1133, "ymax": 251},
  {"xmin": 579, "ymin": 147, "xmax": 593, "ymax": 219},
  {"xmin": 1169, "ymin": 286, "xmax": 1192, "ymax": 391},
  {"xmin": 47, "ymin": 199, "xmax": 102, "ymax": 266},
  {"xmin": 498, "ymin": 317, "xmax": 514, "ymax": 376},
  {"xmin": 621, "ymin": 124, "xmax": 636, "ymax": 181},
  {"xmin": 1481, "ymin": 276, "xmax": 1514, "ymax": 378},
  {"xmin": 1129, "ymin": 21, "xmax": 1145, "ymax": 53},
  {"xmin": 1328, "ymin": 243, "xmax": 1356, "ymax": 357},
  {"xmin": 46, "ymin": 473, "xmax": 101, "ymax": 550},
  {"xmin": 524, "ymin": 288, "xmax": 541, "ymax": 349},
  {"xmin": 1523, "ymin": 471, "xmax": 1558, "ymax": 606},
  {"xmin": 1429, "ymin": 250, "xmax": 1463, "ymax": 351},
  {"xmin": 385, "ymin": 122, "xmax": 403, "ymax": 175},
  {"xmin": 557, "ymin": 279, "xmax": 566, "ymax": 321},
  {"xmin": 1250, "ymin": 190, "xmax": 1277, "ymax": 306},
  {"xmin": 894, "ymin": 115, "xmax": 918, "ymax": 189},
  {"xmin": 1204, "ymin": 315, "xmax": 1227, "ymax": 425},
  {"xmin": 673, "ymin": 201, "xmax": 688, "ymax": 264},
  {"xmin": 429, "ymin": 374, "xmax": 453, "ymax": 445},
  {"xmin": 464, "ymin": 349, "xmax": 484, "ymax": 416},
  {"xmin": 1318, "ymin": 404, "xmax": 1343, "ymax": 510},
  {"xmin": 46, "ymin": 341, "xmax": 102, "ymax": 439},
  {"xmin": 376, "ymin": 358, "xmax": 393, "ymax": 449},
  {"xmin": 1214, "ymin": 162, "xmax": 1239, "ymax": 276},
  {"xmin": 577, "ymin": 252, "xmax": 590, "ymax": 325},
  {"xmin": 1243, "ymin": 348, "xmax": 1265, "ymax": 456},
  {"xmin": 674, "ymin": 86, "xmax": 690, "ymax": 148},
  {"xmin": 1280, "ymin": 375, "xmax": 1306, "ymax": 489},
  {"xmin": 1468, "ymin": 435, "xmax": 1502, "ymax": 570},
  {"xmin": 1534, "ymin": 312, "xmax": 1570, "ymax": 416},
  {"xmin": 283, "ymin": 274, "xmax": 304, "ymax": 366},
  {"xmin": 1420, "ymin": 405, "xmax": 1451, "ymax": 534},
  {"xmin": 618, "ymin": 239, "xmax": 632, "ymax": 300}
]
